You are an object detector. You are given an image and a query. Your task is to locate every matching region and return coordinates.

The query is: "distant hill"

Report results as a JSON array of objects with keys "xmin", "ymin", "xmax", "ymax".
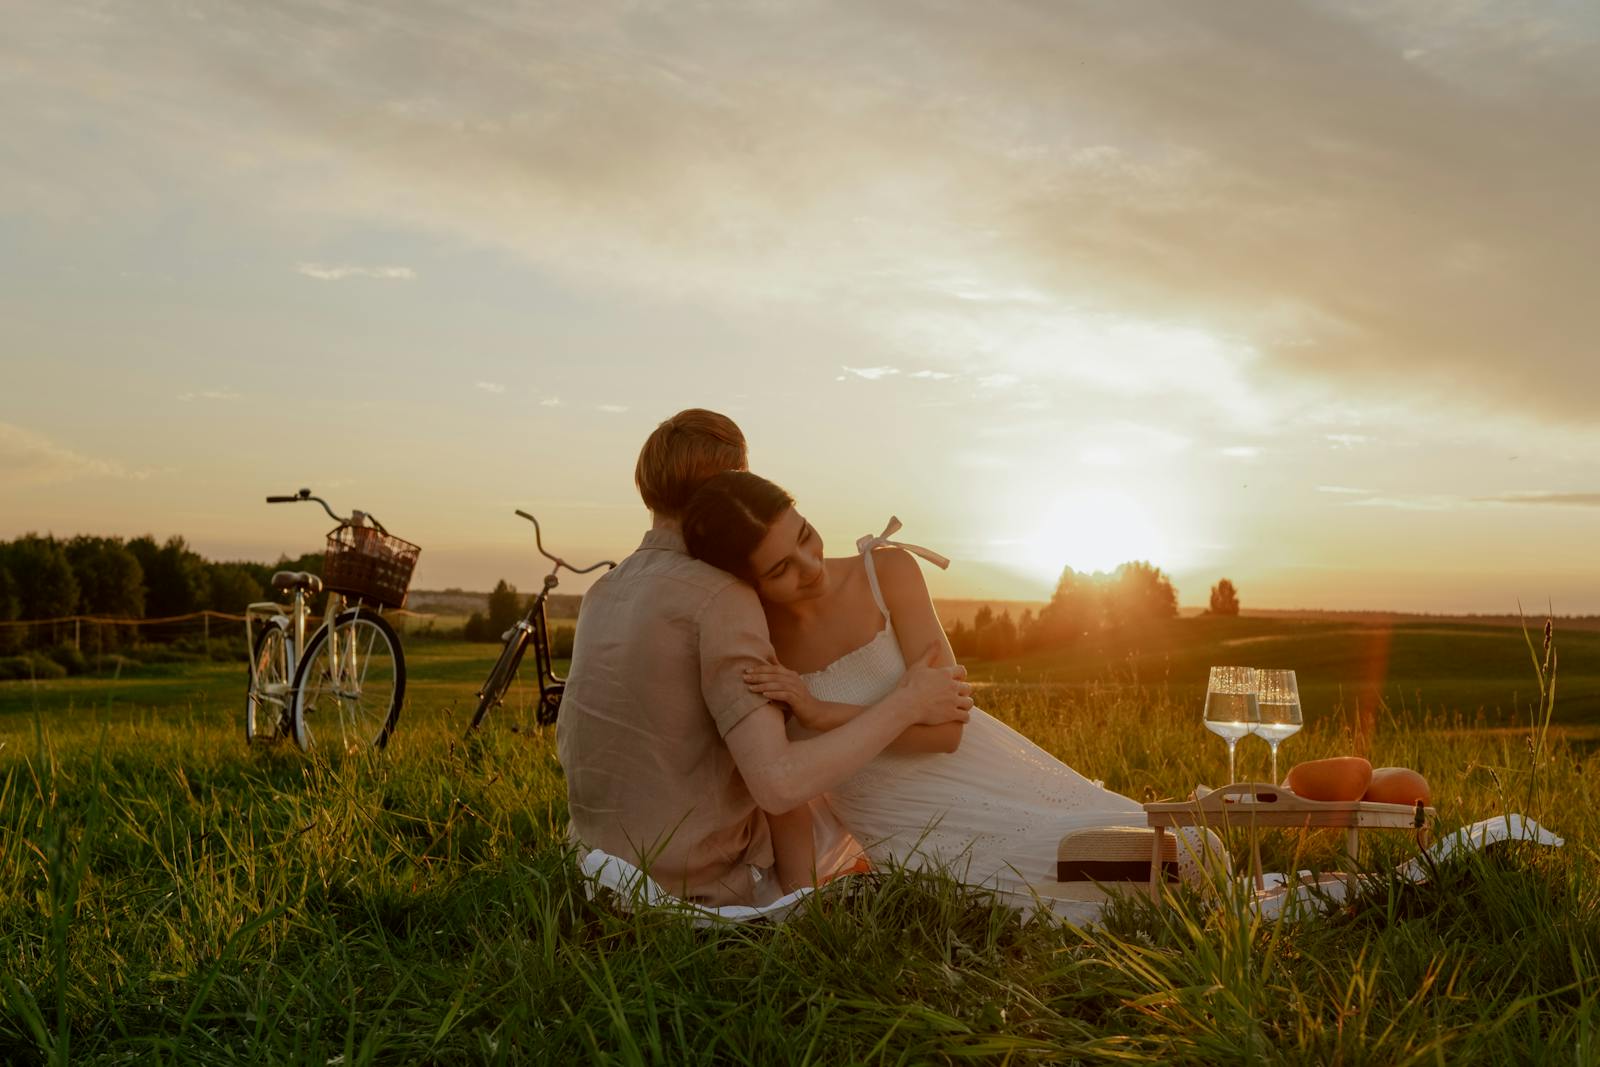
[
  {"xmin": 933, "ymin": 598, "xmax": 1049, "ymax": 628},
  {"xmin": 410, "ymin": 589, "xmax": 1048, "ymax": 627},
  {"xmin": 410, "ymin": 588, "xmax": 1599, "ymax": 634},
  {"xmin": 1179, "ymin": 606, "xmax": 1600, "ymax": 632},
  {"xmin": 407, "ymin": 589, "xmax": 583, "ymax": 619}
]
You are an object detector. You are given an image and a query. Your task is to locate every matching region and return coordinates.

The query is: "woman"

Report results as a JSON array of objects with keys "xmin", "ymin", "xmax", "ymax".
[{"xmin": 683, "ymin": 471, "xmax": 1221, "ymax": 918}]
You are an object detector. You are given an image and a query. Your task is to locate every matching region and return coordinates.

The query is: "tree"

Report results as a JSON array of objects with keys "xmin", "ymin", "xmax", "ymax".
[
  {"xmin": 973, "ymin": 604, "xmax": 994, "ymax": 633},
  {"xmin": 2, "ymin": 535, "xmax": 80, "ymax": 621},
  {"xmin": 64, "ymin": 536, "xmax": 145, "ymax": 617},
  {"xmin": 1103, "ymin": 561, "xmax": 1178, "ymax": 629},
  {"xmin": 1209, "ymin": 578, "xmax": 1240, "ymax": 616},
  {"xmin": 487, "ymin": 580, "xmax": 522, "ymax": 638},
  {"xmin": 946, "ymin": 618, "xmax": 973, "ymax": 657},
  {"xmin": 0, "ymin": 562, "xmax": 19, "ymax": 654},
  {"xmin": 976, "ymin": 608, "xmax": 1018, "ymax": 661},
  {"xmin": 207, "ymin": 563, "xmax": 264, "ymax": 614},
  {"xmin": 1033, "ymin": 567, "xmax": 1103, "ymax": 647},
  {"xmin": 1017, "ymin": 608, "xmax": 1037, "ymax": 651},
  {"xmin": 128, "ymin": 535, "xmax": 209, "ymax": 617},
  {"xmin": 233, "ymin": 550, "xmax": 323, "ymax": 596}
]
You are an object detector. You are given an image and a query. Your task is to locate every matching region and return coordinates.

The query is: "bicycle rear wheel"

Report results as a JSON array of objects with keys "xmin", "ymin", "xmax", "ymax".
[
  {"xmin": 245, "ymin": 621, "xmax": 291, "ymax": 744},
  {"xmin": 290, "ymin": 609, "xmax": 405, "ymax": 752},
  {"xmin": 468, "ymin": 629, "xmax": 529, "ymax": 734},
  {"xmin": 535, "ymin": 682, "xmax": 565, "ymax": 727}
]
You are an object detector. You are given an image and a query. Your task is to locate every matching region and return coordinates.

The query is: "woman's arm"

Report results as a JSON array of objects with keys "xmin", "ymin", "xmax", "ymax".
[
  {"xmin": 872, "ymin": 547, "xmax": 966, "ymax": 752},
  {"xmin": 745, "ymin": 644, "xmax": 962, "ymax": 754},
  {"xmin": 768, "ymin": 804, "xmax": 815, "ymax": 894}
]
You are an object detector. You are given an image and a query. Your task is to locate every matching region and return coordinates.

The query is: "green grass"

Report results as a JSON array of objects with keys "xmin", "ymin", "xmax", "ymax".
[
  {"xmin": 1, "ymin": 623, "xmax": 1596, "ymax": 1063},
  {"xmin": 980, "ymin": 615, "xmax": 1600, "ymax": 725}
]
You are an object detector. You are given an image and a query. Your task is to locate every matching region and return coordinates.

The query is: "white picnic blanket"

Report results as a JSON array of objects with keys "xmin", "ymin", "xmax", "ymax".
[
  {"xmin": 1249, "ymin": 813, "xmax": 1564, "ymax": 921},
  {"xmin": 579, "ymin": 814, "xmax": 1565, "ymax": 927},
  {"xmin": 578, "ymin": 849, "xmax": 820, "ymax": 926}
]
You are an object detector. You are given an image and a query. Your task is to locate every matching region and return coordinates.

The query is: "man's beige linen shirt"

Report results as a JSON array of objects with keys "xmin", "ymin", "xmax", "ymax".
[{"xmin": 557, "ymin": 527, "xmax": 776, "ymax": 905}]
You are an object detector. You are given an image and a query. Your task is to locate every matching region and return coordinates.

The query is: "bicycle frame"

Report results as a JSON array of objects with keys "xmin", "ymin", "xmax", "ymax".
[
  {"xmin": 246, "ymin": 588, "xmax": 351, "ymax": 713},
  {"xmin": 468, "ymin": 510, "xmax": 612, "ymax": 733},
  {"xmin": 512, "ymin": 577, "xmax": 562, "ymax": 689}
]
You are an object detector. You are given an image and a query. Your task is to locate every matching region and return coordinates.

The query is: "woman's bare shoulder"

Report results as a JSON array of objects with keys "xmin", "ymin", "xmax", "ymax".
[
  {"xmin": 876, "ymin": 543, "xmax": 928, "ymax": 585},
  {"xmin": 869, "ymin": 546, "xmax": 927, "ymax": 597}
]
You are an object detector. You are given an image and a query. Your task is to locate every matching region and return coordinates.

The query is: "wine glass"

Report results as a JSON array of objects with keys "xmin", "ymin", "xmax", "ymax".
[
  {"xmin": 1203, "ymin": 666, "xmax": 1259, "ymax": 784},
  {"xmin": 1254, "ymin": 669, "xmax": 1303, "ymax": 784}
]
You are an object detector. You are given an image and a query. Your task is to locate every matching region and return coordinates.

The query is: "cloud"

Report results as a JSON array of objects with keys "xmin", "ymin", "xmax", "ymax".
[
  {"xmin": 1221, "ymin": 446, "xmax": 1260, "ymax": 459},
  {"xmin": 1476, "ymin": 491, "xmax": 1600, "ymax": 507},
  {"xmin": 910, "ymin": 369, "xmax": 954, "ymax": 381},
  {"xmin": 177, "ymin": 387, "xmax": 240, "ymax": 401},
  {"xmin": 295, "ymin": 263, "xmax": 416, "ymax": 281},
  {"xmin": 1316, "ymin": 485, "xmax": 1369, "ymax": 495},
  {"xmin": 1347, "ymin": 494, "xmax": 1458, "ymax": 511},
  {"xmin": 5, "ymin": 1, "xmax": 1599, "ymax": 427},
  {"xmin": 539, "ymin": 396, "xmax": 562, "ymax": 407},
  {"xmin": 841, "ymin": 366, "xmax": 899, "ymax": 381},
  {"xmin": 474, "ymin": 381, "xmax": 506, "ymax": 394},
  {"xmin": 0, "ymin": 422, "xmax": 154, "ymax": 487}
]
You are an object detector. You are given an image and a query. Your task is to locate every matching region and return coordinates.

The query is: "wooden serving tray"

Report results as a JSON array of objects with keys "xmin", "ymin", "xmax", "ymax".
[
  {"xmin": 1145, "ymin": 783, "xmax": 1435, "ymax": 830},
  {"xmin": 1141, "ymin": 783, "xmax": 1436, "ymax": 898}
]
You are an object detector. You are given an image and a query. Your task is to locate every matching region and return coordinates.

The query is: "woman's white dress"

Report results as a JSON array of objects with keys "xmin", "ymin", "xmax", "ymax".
[{"xmin": 794, "ymin": 524, "xmax": 1161, "ymax": 920}]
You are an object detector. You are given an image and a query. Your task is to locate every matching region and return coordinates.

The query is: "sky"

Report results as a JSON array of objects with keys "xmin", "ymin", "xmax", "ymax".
[{"xmin": 2, "ymin": 0, "xmax": 1597, "ymax": 613}]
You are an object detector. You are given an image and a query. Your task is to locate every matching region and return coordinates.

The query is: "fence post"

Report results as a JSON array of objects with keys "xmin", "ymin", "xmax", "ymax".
[
  {"xmin": 74, "ymin": 617, "xmax": 81, "ymax": 650},
  {"xmin": 204, "ymin": 612, "xmax": 211, "ymax": 657}
]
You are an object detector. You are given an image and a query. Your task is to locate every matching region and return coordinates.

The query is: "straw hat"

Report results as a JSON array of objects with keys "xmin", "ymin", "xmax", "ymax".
[{"xmin": 1028, "ymin": 825, "xmax": 1230, "ymax": 902}]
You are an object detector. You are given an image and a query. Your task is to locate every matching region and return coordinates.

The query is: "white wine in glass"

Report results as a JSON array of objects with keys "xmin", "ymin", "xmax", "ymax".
[
  {"xmin": 1204, "ymin": 666, "xmax": 1259, "ymax": 784},
  {"xmin": 1255, "ymin": 668, "xmax": 1303, "ymax": 783}
]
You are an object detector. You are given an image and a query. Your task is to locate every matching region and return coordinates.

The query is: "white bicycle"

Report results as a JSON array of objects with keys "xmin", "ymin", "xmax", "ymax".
[{"xmin": 244, "ymin": 489, "xmax": 419, "ymax": 752}]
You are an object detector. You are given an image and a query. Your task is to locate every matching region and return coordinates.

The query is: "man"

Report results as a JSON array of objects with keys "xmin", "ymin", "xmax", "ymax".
[{"xmin": 557, "ymin": 408, "xmax": 973, "ymax": 906}]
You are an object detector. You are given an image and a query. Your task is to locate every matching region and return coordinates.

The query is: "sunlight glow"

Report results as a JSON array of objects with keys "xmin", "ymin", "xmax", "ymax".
[{"xmin": 1010, "ymin": 489, "xmax": 1173, "ymax": 581}]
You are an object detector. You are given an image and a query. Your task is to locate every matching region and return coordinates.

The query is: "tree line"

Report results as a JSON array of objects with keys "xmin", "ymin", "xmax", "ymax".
[
  {"xmin": 0, "ymin": 533, "xmax": 1239, "ymax": 669},
  {"xmin": 946, "ymin": 562, "xmax": 1240, "ymax": 660},
  {"xmin": 0, "ymin": 533, "xmax": 323, "ymax": 632}
]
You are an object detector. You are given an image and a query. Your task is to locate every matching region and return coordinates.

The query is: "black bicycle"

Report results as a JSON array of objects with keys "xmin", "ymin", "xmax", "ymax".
[{"xmin": 466, "ymin": 511, "xmax": 615, "ymax": 734}]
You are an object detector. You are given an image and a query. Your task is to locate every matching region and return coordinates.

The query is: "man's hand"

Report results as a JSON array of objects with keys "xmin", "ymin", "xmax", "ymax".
[
  {"xmin": 896, "ymin": 643, "xmax": 973, "ymax": 726},
  {"xmin": 743, "ymin": 664, "xmax": 825, "ymax": 729}
]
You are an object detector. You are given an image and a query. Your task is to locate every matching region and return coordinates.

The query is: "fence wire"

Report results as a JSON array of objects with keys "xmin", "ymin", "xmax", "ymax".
[{"xmin": 0, "ymin": 609, "xmax": 439, "ymax": 653}]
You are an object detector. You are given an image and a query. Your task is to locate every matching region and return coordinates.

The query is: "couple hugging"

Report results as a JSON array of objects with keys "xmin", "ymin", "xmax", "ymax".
[{"xmin": 558, "ymin": 409, "xmax": 1215, "ymax": 921}]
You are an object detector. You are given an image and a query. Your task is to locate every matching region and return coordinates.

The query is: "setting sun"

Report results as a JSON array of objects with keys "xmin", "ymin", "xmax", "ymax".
[{"xmin": 1007, "ymin": 489, "xmax": 1175, "ymax": 582}]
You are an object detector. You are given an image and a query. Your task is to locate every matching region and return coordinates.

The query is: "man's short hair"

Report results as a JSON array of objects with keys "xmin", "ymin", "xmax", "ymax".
[{"xmin": 634, "ymin": 409, "xmax": 748, "ymax": 517}]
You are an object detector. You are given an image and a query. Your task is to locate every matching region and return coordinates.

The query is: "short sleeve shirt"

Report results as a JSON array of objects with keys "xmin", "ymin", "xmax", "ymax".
[{"xmin": 556, "ymin": 527, "xmax": 777, "ymax": 905}]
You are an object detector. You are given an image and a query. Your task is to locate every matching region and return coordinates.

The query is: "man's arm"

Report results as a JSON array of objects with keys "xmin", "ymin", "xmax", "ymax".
[{"xmin": 767, "ymin": 804, "xmax": 815, "ymax": 893}]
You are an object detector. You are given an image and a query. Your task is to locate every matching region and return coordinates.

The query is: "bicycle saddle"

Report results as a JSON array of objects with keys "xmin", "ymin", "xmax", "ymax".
[{"xmin": 271, "ymin": 571, "xmax": 324, "ymax": 595}]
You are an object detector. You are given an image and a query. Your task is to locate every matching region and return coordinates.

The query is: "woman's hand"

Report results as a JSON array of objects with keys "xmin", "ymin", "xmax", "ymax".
[{"xmin": 744, "ymin": 664, "xmax": 824, "ymax": 729}]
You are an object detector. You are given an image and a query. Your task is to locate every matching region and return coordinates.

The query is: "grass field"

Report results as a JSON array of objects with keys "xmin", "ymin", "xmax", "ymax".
[{"xmin": 1, "ymin": 619, "xmax": 1596, "ymax": 1063}]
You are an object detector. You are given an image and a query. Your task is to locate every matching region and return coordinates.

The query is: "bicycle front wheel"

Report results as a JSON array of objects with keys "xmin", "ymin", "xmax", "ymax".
[
  {"xmin": 290, "ymin": 609, "xmax": 405, "ymax": 752},
  {"xmin": 245, "ymin": 621, "xmax": 291, "ymax": 744}
]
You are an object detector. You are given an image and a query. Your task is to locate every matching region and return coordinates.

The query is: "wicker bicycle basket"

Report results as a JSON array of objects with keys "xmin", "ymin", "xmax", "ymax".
[{"xmin": 322, "ymin": 524, "xmax": 420, "ymax": 610}]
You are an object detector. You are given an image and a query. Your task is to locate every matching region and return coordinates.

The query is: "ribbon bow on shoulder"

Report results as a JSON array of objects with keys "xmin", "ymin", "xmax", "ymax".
[{"xmin": 855, "ymin": 516, "xmax": 951, "ymax": 570}]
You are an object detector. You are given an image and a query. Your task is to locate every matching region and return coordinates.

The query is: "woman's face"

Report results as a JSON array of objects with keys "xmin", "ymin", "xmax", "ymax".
[{"xmin": 747, "ymin": 506, "xmax": 827, "ymax": 605}]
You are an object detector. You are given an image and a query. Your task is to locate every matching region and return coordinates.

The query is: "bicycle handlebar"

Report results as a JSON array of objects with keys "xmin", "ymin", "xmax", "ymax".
[
  {"xmin": 266, "ymin": 488, "xmax": 387, "ymax": 533},
  {"xmin": 514, "ymin": 510, "xmax": 616, "ymax": 576}
]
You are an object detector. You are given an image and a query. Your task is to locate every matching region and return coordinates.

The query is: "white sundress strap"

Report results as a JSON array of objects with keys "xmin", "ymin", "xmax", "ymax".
[{"xmin": 855, "ymin": 516, "xmax": 951, "ymax": 621}]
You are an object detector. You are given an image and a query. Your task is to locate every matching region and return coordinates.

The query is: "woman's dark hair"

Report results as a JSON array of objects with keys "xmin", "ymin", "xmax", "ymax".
[{"xmin": 682, "ymin": 471, "xmax": 795, "ymax": 582}]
